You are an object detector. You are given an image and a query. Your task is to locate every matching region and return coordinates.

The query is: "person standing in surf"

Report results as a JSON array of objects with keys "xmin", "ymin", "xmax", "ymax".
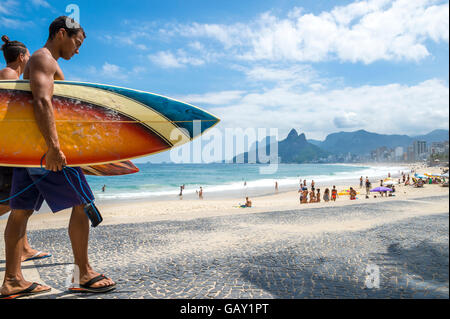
[
  {"xmin": 0, "ymin": 36, "xmax": 52, "ymax": 264},
  {"xmin": 1, "ymin": 17, "xmax": 115, "ymax": 299}
]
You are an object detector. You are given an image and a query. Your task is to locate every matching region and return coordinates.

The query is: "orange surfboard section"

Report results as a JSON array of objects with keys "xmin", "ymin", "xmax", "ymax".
[{"xmin": 0, "ymin": 80, "xmax": 220, "ymax": 167}]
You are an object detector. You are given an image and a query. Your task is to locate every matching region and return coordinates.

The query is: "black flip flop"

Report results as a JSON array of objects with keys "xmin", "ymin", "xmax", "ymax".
[
  {"xmin": 0, "ymin": 282, "xmax": 51, "ymax": 299},
  {"xmin": 68, "ymin": 274, "xmax": 116, "ymax": 293}
]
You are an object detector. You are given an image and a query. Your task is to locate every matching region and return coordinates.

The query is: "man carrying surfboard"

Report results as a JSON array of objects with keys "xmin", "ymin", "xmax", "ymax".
[
  {"xmin": 1, "ymin": 17, "xmax": 115, "ymax": 299},
  {"xmin": 0, "ymin": 37, "xmax": 53, "ymax": 261}
]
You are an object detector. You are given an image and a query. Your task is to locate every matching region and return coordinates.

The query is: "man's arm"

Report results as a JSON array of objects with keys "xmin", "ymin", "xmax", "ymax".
[{"xmin": 28, "ymin": 54, "xmax": 67, "ymax": 171}]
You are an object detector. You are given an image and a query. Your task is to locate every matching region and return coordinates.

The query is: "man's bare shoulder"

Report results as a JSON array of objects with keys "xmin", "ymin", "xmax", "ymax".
[
  {"xmin": 0, "ymin": 68, "xmax": 18, "ymax": 80},
  {"xmin": 28, "ymin": 49, "xmax": 57, "ymax": 73}
]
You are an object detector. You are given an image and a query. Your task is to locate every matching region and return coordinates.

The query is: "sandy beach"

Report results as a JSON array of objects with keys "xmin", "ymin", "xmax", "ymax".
[
  {"xmin": 8, "ymin": 164, "xmax": 448, "ymax": 231},
  {"xmin": 0, "ymin": 163, "xmax": 448, "ymax": 299}
]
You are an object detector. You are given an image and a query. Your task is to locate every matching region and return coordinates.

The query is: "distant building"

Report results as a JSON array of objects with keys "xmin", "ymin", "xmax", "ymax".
[
  {"xmin": 430, "ymin": 142, "xmax": 448, "ymax": 155},
  {"xmin": 412, "ymin": 140, "xmax": 427, "ymax": 161},
  {"xmin": 395, "ymin": 146, "xmax": 403, "ymax": 161}
]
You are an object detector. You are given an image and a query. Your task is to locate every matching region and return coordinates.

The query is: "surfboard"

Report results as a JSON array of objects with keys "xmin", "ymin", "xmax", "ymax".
[
  {"xmin": 0, "ymin": 80, "xmax": 219, "ymax": 167},
  {"xmin": 81, "ymin": 161, "xmax": 139, "ymax": 176}
]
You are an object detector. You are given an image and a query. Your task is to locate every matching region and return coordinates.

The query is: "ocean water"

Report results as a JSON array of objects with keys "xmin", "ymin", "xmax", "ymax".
[{"xmin": 86, "ymin": 163, "xmax": 407, "ymax": 201}]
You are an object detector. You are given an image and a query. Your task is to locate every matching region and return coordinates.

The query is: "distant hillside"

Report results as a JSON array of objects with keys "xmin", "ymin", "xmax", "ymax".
[
  {"xmin": 233, "ymin": 129, "xmax": 329, "ymax": 163},
  {"xmin": 308, "ymin": 129, "xmax": 449, "ymax": 155},
  {"xmin": 412, "ymin": 129, "xmax": 449, "ymax": 144}
]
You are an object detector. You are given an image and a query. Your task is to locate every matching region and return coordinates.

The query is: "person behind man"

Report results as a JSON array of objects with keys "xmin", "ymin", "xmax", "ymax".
[
  {"xmin": 1, "ymin": 17, "xmax": 115, "ymax": 299},
  {"xmin": 0, "ymin": 36, "xmax": 52, "ymax": 264},
  {"xmin": 316, "ymin": 189, "xmax": 321, "ymax": 203}
]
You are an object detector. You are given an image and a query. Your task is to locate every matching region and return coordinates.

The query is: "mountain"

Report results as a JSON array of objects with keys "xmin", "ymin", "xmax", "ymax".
[
  {"xmin": 308, "ymin": 129, "xmax": 449, "ymax": 155},
  {"xmin": 413, "ymin": 129, "xmax": 449, "ymax": 144},
  {"xmin": 233, "ymin": 129, "xmax": 329, "ymax": 163}
]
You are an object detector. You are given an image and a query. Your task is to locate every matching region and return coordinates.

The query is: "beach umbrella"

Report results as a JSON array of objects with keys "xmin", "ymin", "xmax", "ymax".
[
  {"xmin": 414, "ymin": 173, "xmax": 427, "ymax": 179},
  {"xmin": 441, "ymin": 172, "xmax": 449, "ymax": 178},
  {"xmin": 370, "ymin": 186, "xmax": 392, "ymax": 192}
]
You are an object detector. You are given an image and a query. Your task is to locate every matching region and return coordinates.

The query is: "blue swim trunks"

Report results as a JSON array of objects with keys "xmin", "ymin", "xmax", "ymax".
[{"xmin": 9, "ymin": 167, "xmax": 94, "ymax": 213}]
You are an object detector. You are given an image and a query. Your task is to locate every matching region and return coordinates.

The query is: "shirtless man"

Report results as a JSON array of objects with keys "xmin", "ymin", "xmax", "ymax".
[
  {"xmin": 0, "ymin": 36, "xmax": 52, "ymax": 264},
  {"xmin": 1, "ymin": 16, "xmax": 115, "ymax": 299}
]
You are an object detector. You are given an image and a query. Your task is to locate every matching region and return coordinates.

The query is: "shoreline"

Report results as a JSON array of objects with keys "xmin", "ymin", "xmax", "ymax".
[
  {"xmin": 90, "ymin": 162, "xmax": 411, "ymax": 203},
  {"xmin": 2, "ymin": 164, "xmax": 446, "ymax": 232}
]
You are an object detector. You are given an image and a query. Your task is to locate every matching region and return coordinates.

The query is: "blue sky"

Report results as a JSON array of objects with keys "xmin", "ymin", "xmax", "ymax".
[{"xmin": 1, "ymin": 0, "xmax": 449, "ymax": 160}]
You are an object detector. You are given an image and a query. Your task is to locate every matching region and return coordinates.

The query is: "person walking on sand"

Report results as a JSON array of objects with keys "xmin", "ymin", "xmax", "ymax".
[
  {"xmin": 1, "ymin": 17, "xmax": 115, "ymax": 299},
  {"xmin": 298, "ymin": 187, "xmax": 303, "ymax": 204},
  {"xmin": 275, "ymin": 181, "xmax": 278, "ymax": 192},
  {"xmin": 360, "ymin": 176, "xmax": 363, "ymax": 188},
  {"xmin": 331, "ymin": 186, "xmax": 338, "ymax": 202},
  {"xmin": 316, "ymin": 189, "xmax": 321, "ymax": 203},
  {"xmin": 0, "ymin": 36, "xmax": 52, "ymax": 265},
  {"xmin": 365, "ymin": 178, "xmax": 371, "ymax": 196}
]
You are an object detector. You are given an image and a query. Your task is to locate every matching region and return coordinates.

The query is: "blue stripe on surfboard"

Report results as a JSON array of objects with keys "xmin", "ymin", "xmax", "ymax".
[{"xmin": 56, "ymin": 82, "xmax": 218, "ymax": 138}]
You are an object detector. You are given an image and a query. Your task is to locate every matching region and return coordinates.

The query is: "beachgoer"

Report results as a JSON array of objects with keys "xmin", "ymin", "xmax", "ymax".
[
  {"xmin": 1, "ymin": 18, "xmax": 115, "ymax": 299},
  {"xmin": 309, "ymin": 189, "xmax": 316, "ymax": 203},
  {"xmin": 298, "ymin": 187, "xmax": 303, "ymax": 204},
  {"xmin": 102, "ymin": 185, "xmax": 106, "ymax": 192},
  {"xmin": 380, "ymin": 179, "xmax": 383, "ymax": 187},
  {"xmin": 316, "ymin": 189, "xmax": 321, "ymax": 203},
  {"xmin": 0, "ymin": 36, "xmax": 52, "ymax": 265},
  {"xmin": 311, "ymin": 180, "xmax": 315, "ymax": 191},
  {"xmin": 359, "ymin": 176, "xmax": 363, "ymax": 188},
  {"xmin": 245, "ymin": 197, "xmax": 252, "ymax": 207},
  {"xmin": 302, "ymin": 188, "xmax": 308, "ymax": 204},
  {"xmin": 349, "ymin": 187, "xmax": 357, "ymax": 200},
  {"xmin": 331, "ymin": 186, "xmax": 337, "ymax": 201},
  {"xmin": 323, "ymin": 188, "xmax": 330, "ymax": 202},
  {"xmin": 275, "ymin": 181, "xmax": 278, "ymax": 192},
  {"xmin": 365, "ymin": 178, "xmax": 371, "ymax": 195},
  {"xmin": 199, "ymin": 187, "xmax": 203, "ymax": 199}
]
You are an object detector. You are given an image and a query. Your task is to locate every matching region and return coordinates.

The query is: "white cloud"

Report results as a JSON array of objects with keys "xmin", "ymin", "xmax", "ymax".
[
  {"xmin": 83, "ymin": 62, "xmax": 146, "ymax": 82},
  {"xmin": 177, "ymin": 90, "xmax": 246, "ymax": 105},
  {"xmin": 162, "ymin": 0, "xmax": 449, "ymax": 64},
  {"xmin": 0, "ymin": 0, "xmax": 18, "ymax": 15},
  {"xmin": 244, "ymin": 64, "xmax": 321, "ymax": 87},
  {"xmin": 0, "ymin": 16, "xmax": 33, "ymax": 29},
  {"xmin": 148, "ymin": 50, "xmax": 204, "ymax": 68},
  {"xmin": 30, "ymin": 0, "xmax": 51, "ymax": 8},
  {"xmin": 205, "ymin": 78, "xmax": 449, "ymax": 140}
]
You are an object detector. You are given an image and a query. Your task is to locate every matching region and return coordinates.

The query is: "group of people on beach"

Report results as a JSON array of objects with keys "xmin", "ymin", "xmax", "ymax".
[
  {"xmin": 297, "ymin": 179, "xmax": 339, "ymax": 204},
  {"xmin": 0, "ymin": 17, "xmax": 116, "ymax": 299}
]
